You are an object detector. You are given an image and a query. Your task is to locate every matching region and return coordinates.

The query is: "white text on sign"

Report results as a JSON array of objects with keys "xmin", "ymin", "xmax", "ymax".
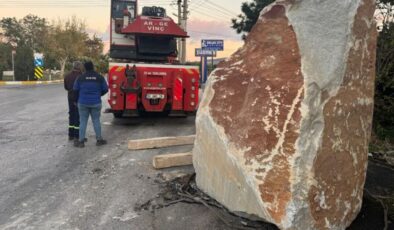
[{"xmin": 144, "ymin": 20, "xmax": 168, "ymax": 32}]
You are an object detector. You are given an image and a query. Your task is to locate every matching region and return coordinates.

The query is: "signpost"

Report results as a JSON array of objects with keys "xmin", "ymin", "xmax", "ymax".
[
  {"xmin": 196, "ymin": 39, "xmax": 224, "ymax": 84},
  {"xmin": 34, "ymin": 53, "xmax": 44, "ymax": 80},
  {"xmin": 201, "ymin": 39, "xmax": 224, "ymax": 51},
  {"xmin": 11, "ymin": 50, "xmax": 15, "ymax": 81},
  {"xmin": 195, "ymin": 48, "xmax": 217, "ymax": 57}
]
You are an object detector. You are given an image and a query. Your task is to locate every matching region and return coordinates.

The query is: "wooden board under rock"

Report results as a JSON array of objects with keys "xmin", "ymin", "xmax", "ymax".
[
  {"xmin": 128, "ymin": 135, "xmax": 195, "ymax": 150},
  {"xmin": 153, "ymin": 152, "xmax": 193, "ymax": 169}
]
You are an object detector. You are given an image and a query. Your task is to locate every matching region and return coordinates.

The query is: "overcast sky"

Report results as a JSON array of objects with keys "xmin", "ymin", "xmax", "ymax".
[{"xmin": 0, "ymin": 0, "xmax": 251, "ymax": 60}]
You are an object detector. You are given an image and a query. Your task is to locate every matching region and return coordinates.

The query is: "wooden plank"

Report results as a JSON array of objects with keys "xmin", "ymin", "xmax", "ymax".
[
  {"xmin": 128, "ymin": 135, "xmax": 195, "ymax": 150},
  {"xmin": 153, "ymin": 152, "xmax": 193, "ymax": 169}
]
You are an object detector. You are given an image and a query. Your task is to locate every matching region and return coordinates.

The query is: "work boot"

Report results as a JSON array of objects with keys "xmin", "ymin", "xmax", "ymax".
[
  {"xmin": 96, "ymin": 139, "xmax": 107, "ymax": 146},
  {"xmin": 74, "ymin": 140, "xmax": 85, "ymax": 148}
]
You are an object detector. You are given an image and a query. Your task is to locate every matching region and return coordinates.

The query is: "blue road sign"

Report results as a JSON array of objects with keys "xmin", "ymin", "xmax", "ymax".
[
  {"xmin": 201, "ymin": 39, "xmax": 224, "ymax": 51},
  {"xmin": 35, "ymin": 58, "xmax": 44, "ymax": 67},
  {"xmin": 195, "ymin": 48, "xmax": 217, "ymax": 57}
]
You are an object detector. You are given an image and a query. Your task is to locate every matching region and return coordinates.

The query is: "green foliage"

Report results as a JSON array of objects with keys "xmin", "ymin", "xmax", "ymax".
[
  {"xmin": 374, "ymin": 23, "xmax": 394, "ymax": 140},
  {"xmin": 14, "ymin": 44, "xmax": 34, "ymax": 81},
  {"xmin": 0, "ymin": 43, "xmax": 12, "ymax": 80},
  {"xmin": 85, "ymin": 35, "xmax": 104, "ymax": 59},
  {"xmin": 0, "ymin": 17, "xmax": 24, "ymax": 46},
  {"xmin": 45, "ymin": 17, "xmax": 89, "ymax": 76},
  {"xmin": 94, "ymin": 54, "xmax": 109, "ymax": 74},
  {"xmin": 80, "ymin": 35, "xmax": 107, "ymax": 74},
  {"xmin": 0, "ymin": 14, "xmax": 49, "ymax": 50},
  {"xmin": 0, "ymin": 15, "xmax": 108, "ymax": 79},
  {"xmin": 231, "ymin": 0, "xmax": 274, "ymax": 39},
  {"xmin": 373, "ymin": 1, "xmax": 394, "ymax": 141}
]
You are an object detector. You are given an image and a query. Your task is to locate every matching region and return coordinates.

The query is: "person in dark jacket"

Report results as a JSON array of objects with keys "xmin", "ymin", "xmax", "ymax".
[
  {"xmin": 73, "ymin": 61, "xmax": 109, "ymax": 148},
  {"xmin": 64, "ymin": 61, "xmax": 83, "ymax": 141}
]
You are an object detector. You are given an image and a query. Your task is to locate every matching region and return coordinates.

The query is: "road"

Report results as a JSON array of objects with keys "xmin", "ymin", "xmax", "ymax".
[
  {"xmin": 0, "ymin": 84, "xmax": 230, "ymax": 230},
  {"xmin": 0, "ymin": 84, "xmax": 392, "ymax": 230}
]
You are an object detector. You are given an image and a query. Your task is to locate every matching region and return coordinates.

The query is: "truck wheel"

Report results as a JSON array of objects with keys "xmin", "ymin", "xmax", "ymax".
[{"xmin": 113, "ymin": 112, "xmax": 123, "ymax": 118}]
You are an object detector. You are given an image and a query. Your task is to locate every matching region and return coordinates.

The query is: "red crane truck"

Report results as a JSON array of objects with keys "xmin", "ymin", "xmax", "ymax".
[{"xmin": 106, "ymin": 0, "xmax": 199, "ymax": 118}]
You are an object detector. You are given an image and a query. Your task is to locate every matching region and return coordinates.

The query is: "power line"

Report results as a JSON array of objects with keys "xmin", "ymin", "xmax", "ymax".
[
  {"xmin": 191, "ymin": 7, "xmax": 232, "ymax": 22},
  {"xmin": 189, "ymin": 29, "xmax": 232, "ymax": 38},
  {"xmin": 188, "ymin": 0, "xmax": 236, "ymax": 21},
  {"xmin": 192, "ymin": 10, "xmax": 227, "ymax": 21},
  {"xmin": 202, "ymin": 1, "xmax": 237, "ymax": 18},
  {"xmin": 205, "ymin": 0, "xmax": 238, "ymax": 16},
  {"xmin": 0, "ymin": 0, "xmax": 174, "ymax": 6},
  {"xmin": 0, "ymin": 1, "xmax": 174, "ymax": 8}
]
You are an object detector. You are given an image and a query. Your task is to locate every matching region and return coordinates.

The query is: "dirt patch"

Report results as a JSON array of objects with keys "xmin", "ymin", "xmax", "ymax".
[
  {"xmin": 135, "ymin": 174, "xmax": 278, "ymax": 230},
  {"xmin": 135, "ymin": 160, "xmax": 393, "ymax": 229}
]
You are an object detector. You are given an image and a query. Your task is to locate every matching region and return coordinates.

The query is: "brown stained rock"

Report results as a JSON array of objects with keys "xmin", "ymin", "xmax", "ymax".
[
  {"xmin": 193, "ymin": 0, "xmax": 377, "ymax": 229},
  {"xmin": 308, "ymin": 0, "xmax": 377, "ymax": 229}
]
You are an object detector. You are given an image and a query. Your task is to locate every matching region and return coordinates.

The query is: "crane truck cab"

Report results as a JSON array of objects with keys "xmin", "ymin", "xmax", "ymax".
[{"xmin": 107, "ymin": 0, "xmax": 199, "ymax": 118}]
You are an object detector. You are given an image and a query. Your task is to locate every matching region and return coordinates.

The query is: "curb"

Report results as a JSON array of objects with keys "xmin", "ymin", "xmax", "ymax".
[{"xmin": 0, "ymin": 80, "xmax": 63, "ymax": 86}]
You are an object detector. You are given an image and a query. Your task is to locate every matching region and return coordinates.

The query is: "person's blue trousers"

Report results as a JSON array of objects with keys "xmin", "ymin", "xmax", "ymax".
[{"xmin": 78, "ymin": 103, "xmax": 102, "ymax": 142}]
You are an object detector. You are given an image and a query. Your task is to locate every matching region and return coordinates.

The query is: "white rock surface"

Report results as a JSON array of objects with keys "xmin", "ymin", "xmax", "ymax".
[{"xmin": 193, "ymin": 0, "xmax": 377, "ymax": 229}]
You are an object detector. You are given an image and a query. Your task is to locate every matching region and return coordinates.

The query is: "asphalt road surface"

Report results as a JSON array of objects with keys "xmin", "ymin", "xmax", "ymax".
[
  {"xmin": 0, "ymin": 84, "xmax": 231, "ymax": 230},
  {"xmin": 1, "ymin": 84, "xmax": 392, "ymax": 230}
]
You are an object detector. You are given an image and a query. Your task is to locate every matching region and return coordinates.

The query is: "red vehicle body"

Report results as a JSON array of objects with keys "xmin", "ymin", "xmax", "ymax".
[{"xmin": 107, "ymin": 0, "xmax": 199, "ymax": 117}]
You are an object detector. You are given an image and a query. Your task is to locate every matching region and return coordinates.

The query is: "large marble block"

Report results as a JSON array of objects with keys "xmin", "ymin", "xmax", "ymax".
[{"xmin": 193, "ymin": 0, "xmax": 377, "ymax": 229}]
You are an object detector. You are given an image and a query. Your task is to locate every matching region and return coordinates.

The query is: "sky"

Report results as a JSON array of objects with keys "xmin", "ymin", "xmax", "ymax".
[{"xmin": 0, "ymin": 0, "xmax": 249, "ymax": 61}]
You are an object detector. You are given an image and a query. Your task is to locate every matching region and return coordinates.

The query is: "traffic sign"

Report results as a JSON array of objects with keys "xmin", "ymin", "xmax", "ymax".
[
  {"xmin": 34, "ymin": 53, "xmax": 44, "ymax": 67},
  {"xmin": 201, "ymin": 39, "xmax": 224, "ymax": 51},
  {"xmin": 34, "ymin": 58, "xmax": 43, "ymax": 67},
  {"xmin": 195, "ymin": 48, "xmax": 217, "ymax": 57},
  {"xmin": 34, "ymin": 66, "xmax": 44, "ymax": 79},
  {"xmin": 34, "ymin": 53, "xmax": 44, "ymax": 79}
]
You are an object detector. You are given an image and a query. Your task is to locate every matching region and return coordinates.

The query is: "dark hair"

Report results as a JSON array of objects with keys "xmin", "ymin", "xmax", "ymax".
[{"xmin": 84, "ymin": 61, "xmax": 94, "ymax": 71}]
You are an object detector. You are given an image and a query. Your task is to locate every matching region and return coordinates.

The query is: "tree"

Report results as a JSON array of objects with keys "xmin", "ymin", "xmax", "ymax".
[
  {"xmin": 0, "ymin": 43, "xmax": 13, "ymax": 80},
  {"xmin": 45, "ymin": 17, "xmax": 89, "ymax": 77},
  {"xmin": 82, "ymin": 35, "xmax": 108, "ymax": 74},
  {"xmin": 84, "ymin": 35, "xmax": 104, "ymax": 58},
  {"xmin": 0, "ymin": 14, "xmax": 49, "ymax": 50},
  {"xmin": 94, "ymin": 54, "xmax": 109, "ymax": 74},
  {"xmin": 231, "ymin": 0, "xmax": 274, "ymax": 39},
  {"xmin": 0, "ymin": 15, "xmax": 49, "ymax": 81},
  {"xmin": 14, "ymin": 44, "xmax": 34, "ymax": 81},
  {"xmin": 0, "ymin": 17, "xmax": 24, "ymax": 46},
  {"xmin": 373, "ymin": 0, "xmax": 394, "ymax": 141},
  {"xmin": 21, "ymin": 15, "xmax": 49, "ymax": 52},
  {"xmin": 1, "ymin": 14, "xmax": 107, "ymax": 79}
]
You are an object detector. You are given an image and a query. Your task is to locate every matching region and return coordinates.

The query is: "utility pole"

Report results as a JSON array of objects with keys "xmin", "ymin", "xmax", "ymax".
[
  {"xmin": 177, "ymin": 0, "xmax": 182, "ymax": 62},
  {"xmin": 11, "ymin": 50, "xmax": 15, "ymax": 81},
  {"xmin": 181, "ymin": 0, "xmax": 188, "ymax": 64}
]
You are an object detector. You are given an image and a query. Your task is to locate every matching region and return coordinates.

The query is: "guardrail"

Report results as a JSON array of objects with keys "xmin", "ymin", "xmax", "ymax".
[{"xmin": 0, "ymin": 80, "xmax": 63, "ymax": 86}]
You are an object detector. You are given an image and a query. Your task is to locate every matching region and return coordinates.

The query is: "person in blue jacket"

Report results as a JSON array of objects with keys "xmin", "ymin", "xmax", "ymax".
[{"xmin": 73, "ymin": 61, "xmax": 109, "ymax": 148}]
